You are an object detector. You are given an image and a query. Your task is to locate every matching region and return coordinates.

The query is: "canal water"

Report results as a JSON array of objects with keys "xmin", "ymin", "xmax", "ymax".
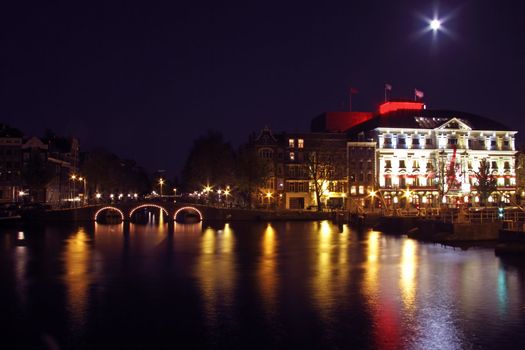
[{"xmin": 1, "ymin": 221, "xmax": 525, "ymax": 349}]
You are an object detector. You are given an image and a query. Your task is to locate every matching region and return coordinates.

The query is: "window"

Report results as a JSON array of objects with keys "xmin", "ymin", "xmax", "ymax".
[
  {"xmin": 286, "ymin": 181, "xmax": 309, "ymax": 192},
  {"xmin": 399, "ymin": 160, "xmax": 406, "ymax": 168},
  {"xmin": 385, "ymin": 176, "xmax": 392, "ymax": 187},
  {"xmin": 412, "ymin": 138, "xmax": 420, "ymax": 146},
  {"xmin": 358, "ymin": 185, "xmax": 365, "ymax": 194},
  {"xmin": 288, "ymin": 139, "xmax": 295, "ymax": 148},
  {"xmin": 449, "ymin": 138, "xmax": 457, "ymax": 145},
  {"xmin": 258, "ymin": 149, "xmax": 273, "ymax": 159},
  {"xmin": 426, "ymin": 138, "xmax": 432, "ymax": 146},
  {"xmin": 504, "ymin": 161, "xmax": 510, "ymax": 170},
  {"xmin": 289, "ymin": 152, "xmax": 295, "ymax": 161},
  {"xmin": 385, "ymin": 160, "xmax": 392, "ymax": 169},
  {"xmin": 298, "ymin": 139, "xmax": 304, "ymax": 148},
  {"xmin": 398, "ymin": 137, "xmax": 406, "ymax": 145},
  {"xmin": 413, "ymin": 160, "xmax": 419, "ymax": 169},
  {"xmin": 491, "ymin": 161, "xmax": 498, "ymax": 169}
]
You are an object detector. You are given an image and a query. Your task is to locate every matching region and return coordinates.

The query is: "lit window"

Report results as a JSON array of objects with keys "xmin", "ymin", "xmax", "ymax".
[
  {"xmin": 359, "ymin": 185, "xmax": 365, "ymax": 194},
  {"xmin": 298, "ymin": 139, "xmax": 304, "ymax": 148},
  {"xmin": 289, "ymin": 152, "xmax": 295, "ymax": 161},
  {"xmin": 350, "ymin": 186, "xmax": 357, "ymax": 195},
  {"xmin": 289, "ymin": 139, "xmax": 295, "ymax": 148}
]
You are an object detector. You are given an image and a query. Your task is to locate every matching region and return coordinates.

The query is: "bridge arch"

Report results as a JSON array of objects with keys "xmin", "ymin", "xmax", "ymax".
[
  {"xmin": 94, "ymin": 206, "xmax": 125, "ymax": 222},
  {"xmin": 174, "ymin": 206, "xmax": 203, "ymax": 223},
  {"xmin": 129, "ymin": 204, "xmax": 169, "ymax": 219}
]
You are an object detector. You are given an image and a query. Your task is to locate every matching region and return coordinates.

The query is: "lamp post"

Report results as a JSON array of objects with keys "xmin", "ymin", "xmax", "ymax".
[
  {"xmin": 159, "ymin": 178, "xmax": 165, "ymax": 198},
  {"xmin": 78, "ymin": 176, "xmax": 87, "ymax": 205},
  {"xmin": 70, "ymin": 174, "xmax": 76, "ymax": 205}
]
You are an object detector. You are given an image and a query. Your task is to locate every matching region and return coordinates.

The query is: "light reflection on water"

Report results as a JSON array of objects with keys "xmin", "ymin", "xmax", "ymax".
[
  {"xmin": 2, "ymin": 222, "xmax": 525, "ymax": 348},
  {"xmin": 258, "ymin": 223, "xmax": 277, "ymax": 318}
]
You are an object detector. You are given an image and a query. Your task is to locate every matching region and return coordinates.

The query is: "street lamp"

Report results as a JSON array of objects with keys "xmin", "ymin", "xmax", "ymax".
[
  {"xmin": 266, "ymin": 191, "xmax": 273, "ymax": 209},
  {"xmin": 159, "ymin": 178, "xmax": 165, "ymax": 197},
  {"xmin": 78, "ymin": 176, "xmax": 87, "ymax": 205}
]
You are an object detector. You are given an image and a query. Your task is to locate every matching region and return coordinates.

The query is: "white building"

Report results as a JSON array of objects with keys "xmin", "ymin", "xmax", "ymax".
[{"xmin": 347, "ymin": 101, "xmax": 517, "ymax": 207}]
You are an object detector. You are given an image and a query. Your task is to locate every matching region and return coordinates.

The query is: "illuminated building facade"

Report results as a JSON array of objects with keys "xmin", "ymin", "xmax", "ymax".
[
  {"xmin": 347, "ymin": 101, "xmax": 517, "ymax": 207},
  {"xmin": 251, "ymin": 128, "xmax": 347, "ymax": 209},
  {"xmin": 254, "ymin": 101, "xmax": 517, "ymax": 210}
]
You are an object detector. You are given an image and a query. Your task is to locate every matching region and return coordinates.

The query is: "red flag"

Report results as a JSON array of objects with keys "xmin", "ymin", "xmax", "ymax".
[
  {"xmin": 414, "ymin": 89, "xmax": 424, "ymax": 99},
  {"xmin": 385, "ymin": 83, "xmax": 392, "ymax": 91}
]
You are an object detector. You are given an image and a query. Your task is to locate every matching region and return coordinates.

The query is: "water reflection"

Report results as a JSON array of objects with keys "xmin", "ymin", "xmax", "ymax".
[
  {"xmin": 400, "ymin": 239, "xmax": 417, "ymax": 311},
  {"xmin": 14, "ymin": 245, "xmax": 28, "ymax": 310},
  {"xmin": 258, "ymin": 224, "xmax": 277, "ymax": 317},
  {"xmin": 197, "ymin": 224, "xmax": 236, "ymax": 334},
  {"xmin": 362, "ymin": 230, "xmax": 401, "ymax": 350},
  {"xmin": 63, "ymin": 227, "xmax": 92, "ymax": 332},
  {"xmin": 1, "ymin": 221, "xmax": 525, "ymax": 348},
  {"xmin": 311, "ymin": 221, "xmax": 352, "ymax": 334}
]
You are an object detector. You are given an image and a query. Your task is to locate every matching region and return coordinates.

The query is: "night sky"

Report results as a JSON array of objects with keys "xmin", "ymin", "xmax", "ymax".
[{"xmin": 1, "ymin": 1, "xmax": 524, "ymax": 176}]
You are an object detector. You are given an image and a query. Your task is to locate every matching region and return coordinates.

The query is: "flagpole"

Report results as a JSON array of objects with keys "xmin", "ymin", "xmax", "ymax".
[{"xmin": 349, "ymin": 90, "xmax": 352, "ymax": 112}]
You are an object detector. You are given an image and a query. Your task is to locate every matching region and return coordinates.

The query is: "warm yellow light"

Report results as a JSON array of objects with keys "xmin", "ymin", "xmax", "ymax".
[
  {"xmin": 159, "ymin": 178, "xmax": 164, "ymax": 185},
  {"xmin": 71, "ymin": 175, "xmax": 76, "ymax": 180},
  {"xmin": 404, "ymin": 188, "xmax": 411, "ymax": 198},
  {"xmin": 205, "ymin": 186, "xmax": 211, "ymax": 192},
  {"xmin": 78, "ymin": 177, "xmax": 83, "ymax": 181},
  {"xmin": 224, "ymin": 190, "xmax": 230, "ymax": 196},
  {"xmin": 95, "ymin": 193, "xmax": 101, "ymax": 199},
  {"xmin": 369, "ymin": 190, "xmax": 376, "ymax": 198},
  {"xmin": 266, "ymin": 192, "xmax": 272, "ymax": 198}
]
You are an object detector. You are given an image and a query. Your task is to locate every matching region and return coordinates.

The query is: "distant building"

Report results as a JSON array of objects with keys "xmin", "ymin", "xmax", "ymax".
[
  {"xmin": 252, "ymin": 128, "xmax": 347, "ymax": 210},
  {"xmin": 0, "ymin": 124, "xmax": 23, "ymax": 203},
  {"xmin": 19, "ymin": 134, "xmax": 80, "ymax": 205}
]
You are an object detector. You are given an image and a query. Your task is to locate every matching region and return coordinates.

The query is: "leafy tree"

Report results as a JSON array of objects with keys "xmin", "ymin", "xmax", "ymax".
[
  {"xmin": 475, "ymin": 158, "xmax": 497, "ymax": 206},
  {"xmin": 235, "ymin": 145, "xmax": 270, "ymax": 208},
  {"xmin": 182, "ymin": 131, "xmax": 235, "ymax": 191}
]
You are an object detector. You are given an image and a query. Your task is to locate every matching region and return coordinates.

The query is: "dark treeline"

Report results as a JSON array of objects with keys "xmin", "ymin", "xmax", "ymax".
[
  {"xmin": 81, "ymin": 149, "xmax": 151, "ymax": 196},
  {"xmin": 181, "ymin": 130, "xmax": 269, "ymax": 207}
]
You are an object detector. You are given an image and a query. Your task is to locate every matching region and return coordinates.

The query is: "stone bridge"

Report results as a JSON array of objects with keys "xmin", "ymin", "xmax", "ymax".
[{"xmin": 47, "ymin": 201, "xmax": 233, "ymax": 223}]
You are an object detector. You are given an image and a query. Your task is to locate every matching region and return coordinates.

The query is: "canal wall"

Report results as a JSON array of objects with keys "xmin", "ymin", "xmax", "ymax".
[
  {"xmin": 496, "ymin": 230, "xmax": 525, "ymax": 256},
  {"xmin": 376, "ymin": 216, "xmax": 502, "ymax": 242}
]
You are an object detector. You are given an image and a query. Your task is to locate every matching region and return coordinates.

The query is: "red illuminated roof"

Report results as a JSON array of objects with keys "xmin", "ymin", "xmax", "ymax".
[{"xmin": 379, "ymin": 101, "xmax": 425, "ymax": 115}]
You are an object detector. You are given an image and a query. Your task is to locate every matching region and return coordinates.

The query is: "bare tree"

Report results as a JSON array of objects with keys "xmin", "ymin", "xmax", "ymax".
[{"xmin": 305, "ymin": 147, "xmax": 345, "ymax": 211}]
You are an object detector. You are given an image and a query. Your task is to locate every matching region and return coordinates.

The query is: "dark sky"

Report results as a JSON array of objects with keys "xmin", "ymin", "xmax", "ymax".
[{"xmin": 1, "ymin": 0, "xmax": 524, "ymax": 176}]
